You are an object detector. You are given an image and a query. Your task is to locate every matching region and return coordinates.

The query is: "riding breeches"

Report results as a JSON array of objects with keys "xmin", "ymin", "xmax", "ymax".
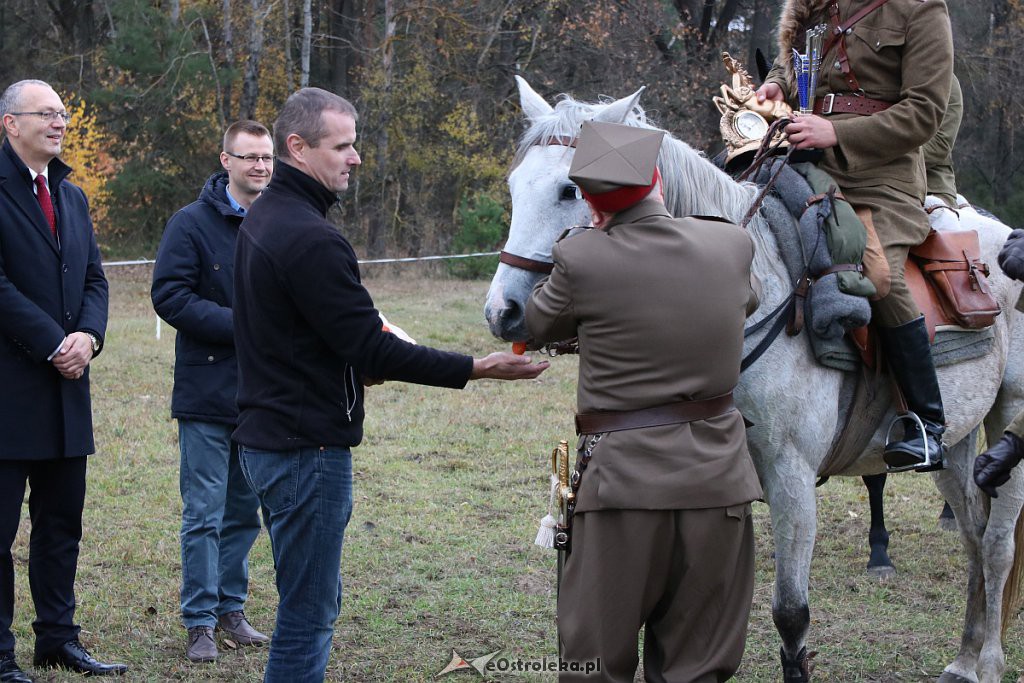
[
  {"xmin": 556, "ymin": 505, "xmax": 755, "ymax": 683},
  {"xmin": 850, "ymin": 184, "xmax": 932, "ymax": 328}
]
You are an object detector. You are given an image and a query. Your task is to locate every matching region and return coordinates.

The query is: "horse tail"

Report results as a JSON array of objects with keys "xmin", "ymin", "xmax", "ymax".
[{"xmin": 1001, "ymin": 505, "xmax": 1024, "ymax": 636}]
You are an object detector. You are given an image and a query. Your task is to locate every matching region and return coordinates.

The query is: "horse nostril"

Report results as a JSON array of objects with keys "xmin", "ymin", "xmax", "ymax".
[{"xmin": 501, "ymin": 298, "xmax": 523, "ymax": 323}]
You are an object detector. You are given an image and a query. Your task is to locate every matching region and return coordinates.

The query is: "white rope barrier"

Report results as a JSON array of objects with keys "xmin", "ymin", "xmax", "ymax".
[
  {"xmin": 102, "ymin": 251, "xmax": 500, "ymax": 268},
  {"xmin": 106, "ymin": 250, "xmax": 502, "ymax": 339}
]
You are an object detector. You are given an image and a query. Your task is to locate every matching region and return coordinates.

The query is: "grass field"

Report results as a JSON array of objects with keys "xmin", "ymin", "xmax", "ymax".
[{"xmin": 8, "ymin": 265, "xmax": 1024, "ymax": 681}]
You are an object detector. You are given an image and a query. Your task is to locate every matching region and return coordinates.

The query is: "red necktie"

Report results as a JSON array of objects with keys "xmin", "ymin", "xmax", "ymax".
[{"xmin": 34, "ymin": 175, "xmax": 56, "ymax": 237}]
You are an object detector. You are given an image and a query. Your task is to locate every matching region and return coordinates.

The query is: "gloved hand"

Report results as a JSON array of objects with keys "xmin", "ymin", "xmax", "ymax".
[
  {"xmin": 997, "ymin": 229, "xmax": 1024, "ymax": 282},
  {"xmin": 974, "ymin": 431, "xmax": 1024, "ymax": 498}
]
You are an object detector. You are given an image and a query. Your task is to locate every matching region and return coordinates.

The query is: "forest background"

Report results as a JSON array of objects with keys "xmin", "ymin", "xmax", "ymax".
[{"xmin": 2, "ymin": 0, "xmax": 1020, "ymax": 261}]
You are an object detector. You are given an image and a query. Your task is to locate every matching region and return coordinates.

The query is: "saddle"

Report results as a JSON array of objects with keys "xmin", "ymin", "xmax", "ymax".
[{"xmin": 850, "ymin": 208, "xmax": 1000, "ymax": 368}]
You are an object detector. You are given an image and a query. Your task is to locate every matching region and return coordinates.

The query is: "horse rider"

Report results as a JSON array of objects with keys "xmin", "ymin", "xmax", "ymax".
[
  {"xmin": 525, "ymin": 120, "xmax": 763, "ymax": 682},
  {"xmin": 757, "ymin": 0, "xmax": 955, "ymax": 471}
]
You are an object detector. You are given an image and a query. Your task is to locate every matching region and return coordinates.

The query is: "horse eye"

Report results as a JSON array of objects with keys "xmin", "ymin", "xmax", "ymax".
[{"xmin": 560, "ymin": 184, "xmax": 582, "ymax": 201}]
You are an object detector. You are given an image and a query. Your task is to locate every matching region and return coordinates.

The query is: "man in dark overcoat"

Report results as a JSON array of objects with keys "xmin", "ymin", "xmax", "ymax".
[
  {"xmin": 0, "ymin": 79, "xmax": 125, "ymax": 680},
  {"xmin": 526, "ymin": 121, "xmax": 763, "ymax": 682}
]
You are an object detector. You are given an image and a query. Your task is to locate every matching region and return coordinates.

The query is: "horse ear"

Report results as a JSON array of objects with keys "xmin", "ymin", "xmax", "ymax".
[
  {"xmin": 592, "ymin": 86, "xmax": 645, "ymax": 124},
  {"xmin": 515, "ymin": 75, "xmax": 554, "ymax": 122}
]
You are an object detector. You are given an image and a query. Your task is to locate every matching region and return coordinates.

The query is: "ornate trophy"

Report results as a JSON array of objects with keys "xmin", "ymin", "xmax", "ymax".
[{"xmin": 713, "ymin": 52, "xmax": 792, "ymax": 163}]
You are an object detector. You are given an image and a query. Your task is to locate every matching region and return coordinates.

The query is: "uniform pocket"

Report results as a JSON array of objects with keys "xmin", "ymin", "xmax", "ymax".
[
  {"xmin": 854, "ymin": 25, "xmax": 905, "ymax": 53},
  {"xmin": 725, "ymin": 503, "xmax": 751, "ymax": 522}
]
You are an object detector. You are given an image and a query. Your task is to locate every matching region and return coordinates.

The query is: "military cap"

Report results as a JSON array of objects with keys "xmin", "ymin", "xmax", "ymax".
[{"xmin": 569, "ymin": 121, "xmax": 665, "ymax": 212}]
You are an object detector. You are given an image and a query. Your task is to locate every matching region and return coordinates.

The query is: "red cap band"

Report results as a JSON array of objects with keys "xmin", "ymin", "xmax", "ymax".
[{"xmin": 580, "ymin": 168, "xmax": 660, "ymax": 213}]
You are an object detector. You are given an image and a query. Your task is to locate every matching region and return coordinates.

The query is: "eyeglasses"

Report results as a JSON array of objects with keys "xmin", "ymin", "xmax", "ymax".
[
  {"xmin": 9, "ymin": 111, "xmax": 71, "ymax": 123},
  {"xmin": 224, "ymin": 152, "xmax": 275, "ymax": 164}
]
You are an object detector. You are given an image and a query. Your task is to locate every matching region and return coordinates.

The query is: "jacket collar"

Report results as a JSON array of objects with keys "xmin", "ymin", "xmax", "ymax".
[
  {"xmin": 0, "ymin": 138, "xmax": 73, "ymax": 188},
  {"xmin": 264, "ymin": 160, "xmax": 338, "ymax": 217},
  {"xmin": 199, "ymin": 171, "xmax": 245, "ymax": 221},
  {"xmin": 604, "ymin": 195, "xmax": 672, "ymax": 232}
]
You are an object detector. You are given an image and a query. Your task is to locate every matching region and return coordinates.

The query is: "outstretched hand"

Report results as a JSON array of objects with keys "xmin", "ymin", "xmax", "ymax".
[{"xmin": 470, "ymin": 351, "xmax": 549, "ymax": 381}]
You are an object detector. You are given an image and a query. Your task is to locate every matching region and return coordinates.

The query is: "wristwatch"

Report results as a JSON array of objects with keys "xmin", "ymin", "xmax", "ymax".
[{"xmin": 85, "ymin": 332, "xmax": 99, "ymax": 353}]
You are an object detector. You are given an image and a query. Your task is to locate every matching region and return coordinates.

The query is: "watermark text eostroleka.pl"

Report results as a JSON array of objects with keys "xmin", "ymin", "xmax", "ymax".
[{"xmin": 436, "ymin": 649, "xmax": 601, "ymax": 678}]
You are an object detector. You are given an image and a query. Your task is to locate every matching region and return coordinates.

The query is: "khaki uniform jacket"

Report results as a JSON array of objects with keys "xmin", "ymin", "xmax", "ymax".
[
  {"xmin": 766, "ymin": 0, "xmax": 953, "ymax": 201},
  {"xmin": 525, "ymin": 197, "xmax": 763, "ymax": 512}
]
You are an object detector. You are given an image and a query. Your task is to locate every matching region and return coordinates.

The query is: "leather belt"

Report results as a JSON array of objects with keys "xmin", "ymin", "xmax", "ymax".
[
  {"xmin": 575, "ymin": 393, "xmax": 736, "ymax": 435},
  {"xmin": 813, "ymin": 93, "xmax": 892, "ymax": 116}
]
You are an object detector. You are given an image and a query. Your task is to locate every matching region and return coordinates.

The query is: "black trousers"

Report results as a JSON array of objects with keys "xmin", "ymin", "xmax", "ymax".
[{"xmin": 0, "ymin": 457, "xmax": 86, "ymax": 654}]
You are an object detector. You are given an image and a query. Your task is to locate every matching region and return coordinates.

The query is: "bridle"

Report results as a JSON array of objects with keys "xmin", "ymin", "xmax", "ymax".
[{"xmin": 499, "ymin": 136, "xmax": 579, "ymax": 276}]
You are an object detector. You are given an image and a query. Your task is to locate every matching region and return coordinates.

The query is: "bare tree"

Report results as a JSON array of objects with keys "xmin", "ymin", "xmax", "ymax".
[
  {"xmin": 300, "ymin": 0, "xmax": 312, "ymax": 87},
  {"xmin": 366, "ymin": 0, "xmax": 396, "ymax": 257},
  {"xmin": 222, "ymin": 0, "xmax": 235, "ymax": 121},
  {"xmin": 240, "ymin": 0, "xmax": 269, "ymax": 120}
]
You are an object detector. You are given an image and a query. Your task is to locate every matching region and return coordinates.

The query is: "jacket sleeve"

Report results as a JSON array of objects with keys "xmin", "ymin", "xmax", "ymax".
[
  {"xmin": 76, "ymin": 201, "xmax": 109, "ymax": 356},
  {"xmin": 525, "ymin": 241, "xmax": 579, "ymax": 343},
  {"xmin": 151, "ymin": 210, "xmax": 233, "ymax": 345},
  {"xmin": 0, "ymin": 246, "xmax": 66, "ymax": 363},
  {"xmin": 830, "ymin": 1, "xmax": 953, "ymax": 172},
  {"xmin": 287, "ymin": 233, "xmax": 472, "ymax": 388}
]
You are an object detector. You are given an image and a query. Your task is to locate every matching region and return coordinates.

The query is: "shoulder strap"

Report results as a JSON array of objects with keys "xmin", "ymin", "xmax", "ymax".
[{"xmin": 823, "ymin": 0, "xmax": 891, "ymax": 92}]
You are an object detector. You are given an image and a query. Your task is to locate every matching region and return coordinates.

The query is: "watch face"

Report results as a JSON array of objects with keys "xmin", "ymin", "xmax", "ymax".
[{"xmin": 735, "ymin": 110, "xmax": 769, "ymax": 140}]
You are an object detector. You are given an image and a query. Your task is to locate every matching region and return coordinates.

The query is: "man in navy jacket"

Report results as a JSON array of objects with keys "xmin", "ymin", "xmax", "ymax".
[
  {"xmin": 0, "ymin": 79, "xmax": 125, "ymax": 680},
  {"xmin": 152, "ymin": 121, "xmax": 273, "ymax": 663},
  {"xmin": 233, "ymin": 87, "xmax": 549, "ymax": 682}
]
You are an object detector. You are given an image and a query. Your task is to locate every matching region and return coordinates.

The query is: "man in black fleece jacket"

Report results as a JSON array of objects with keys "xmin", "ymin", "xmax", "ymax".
[{"xmin": 232, "ymin": 87, "xmax": 547, "ymax": 682}]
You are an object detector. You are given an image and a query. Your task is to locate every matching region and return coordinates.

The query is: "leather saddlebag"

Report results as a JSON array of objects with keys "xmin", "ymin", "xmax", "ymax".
[{"xmin": 910, "ymin": 229, "xmax": 1000, "ymax": 328}]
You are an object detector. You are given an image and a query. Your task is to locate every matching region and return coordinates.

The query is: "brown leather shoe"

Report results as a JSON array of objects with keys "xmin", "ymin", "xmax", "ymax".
[
  {"xmin": 186, "ymin": 626, "xmax": 218, "ymax": 663},
  {"xmin": 217, "ymin": 611, "xmax": 269, "ymax": 646}
]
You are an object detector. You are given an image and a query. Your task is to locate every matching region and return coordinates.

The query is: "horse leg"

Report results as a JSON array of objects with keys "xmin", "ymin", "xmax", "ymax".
[
  {"xmin": 975, "ymin": 476, "xmax": 1024, "ymax": 683},
  {"xmin": 862, "ymin": 473, "xmax": 896, "ymax": 578},
  {"xmin": 765, "ymin": 465, "xmax": 818, "ymax": 682},
  {"xmin": 932, "ymin": 436, "xmax": 987, "ymax": 683}
]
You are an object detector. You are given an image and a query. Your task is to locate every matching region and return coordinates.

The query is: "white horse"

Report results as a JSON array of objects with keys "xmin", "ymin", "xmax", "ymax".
[{"xmin": 485, "ymin": 76, "xmax": 1024, "ymax": 683}]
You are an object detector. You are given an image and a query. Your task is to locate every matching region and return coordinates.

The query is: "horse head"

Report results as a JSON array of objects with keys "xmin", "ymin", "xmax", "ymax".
[{"xmin": 483, "ymin": 76, "xmax": 646, "ymax": 343}]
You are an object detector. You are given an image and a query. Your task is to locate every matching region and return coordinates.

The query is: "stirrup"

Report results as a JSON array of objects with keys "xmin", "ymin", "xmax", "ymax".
[{"xmin": 883, "ymin": 411, "xmax": 943, "ymax": 473}]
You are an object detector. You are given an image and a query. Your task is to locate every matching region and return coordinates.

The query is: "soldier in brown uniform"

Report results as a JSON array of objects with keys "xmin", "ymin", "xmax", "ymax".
[
  {"xmin": 526, "ymin": 121, "xmax": 762, "ymax": 682},
  {"xmin": 757, "ymin": 0, "xmax": 954, "ymax": 470}
]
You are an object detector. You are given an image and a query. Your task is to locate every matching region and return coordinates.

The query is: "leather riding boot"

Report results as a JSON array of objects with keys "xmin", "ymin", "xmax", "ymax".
[
  {"xmin": 974, "ymin": 431, "xmax": 1024, "ymax": 497},
  {"xmin": 877, "ymin": 316, "xmax": 946, "ymax": 470}
]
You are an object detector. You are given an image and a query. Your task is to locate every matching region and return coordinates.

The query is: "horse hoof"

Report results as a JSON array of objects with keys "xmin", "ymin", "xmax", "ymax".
[
  {"xmin": 938, "ymin": 516, "xmax": 958, "ymax": 532},
  {"xmin": 867, "ymin": 564, "xmax": 896, "ymax": 580}
]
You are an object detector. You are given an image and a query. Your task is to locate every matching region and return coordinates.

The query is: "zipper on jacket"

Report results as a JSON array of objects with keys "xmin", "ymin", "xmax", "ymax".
[{"xmin": 342, "ymin": 364, "xmax": 357, "ymax": 422}]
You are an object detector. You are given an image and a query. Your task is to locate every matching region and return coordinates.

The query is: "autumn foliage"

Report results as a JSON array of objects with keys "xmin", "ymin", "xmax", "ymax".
[{"xmin": 0, "ymin": 0, "xmax": 1021, "ymax": 258}]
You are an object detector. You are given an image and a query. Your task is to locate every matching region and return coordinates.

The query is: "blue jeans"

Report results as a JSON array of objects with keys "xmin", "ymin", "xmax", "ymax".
[
  {"xmin": 179, "ymin": 420, "xmax": 261, "ymax": 629},
  {"xmin": 238, "ymin": 445, "xmax": 353, "ymax": 683}
]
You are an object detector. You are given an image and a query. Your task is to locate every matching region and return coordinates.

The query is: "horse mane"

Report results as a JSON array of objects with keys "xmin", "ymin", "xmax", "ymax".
[{"xmin": 512, "ymin": 91, "xmax": 760, "ymax": 226}]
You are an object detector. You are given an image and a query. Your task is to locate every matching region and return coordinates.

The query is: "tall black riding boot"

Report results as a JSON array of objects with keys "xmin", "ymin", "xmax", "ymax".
[{"xmin": 877, "ymin": 316, "xmax": 946, "ymax": 471}]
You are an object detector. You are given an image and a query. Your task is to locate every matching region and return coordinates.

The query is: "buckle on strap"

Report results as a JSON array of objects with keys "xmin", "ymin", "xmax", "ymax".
[{"xmin": 821, "ymin": 93, "xmax": 836, "ymax": 115}]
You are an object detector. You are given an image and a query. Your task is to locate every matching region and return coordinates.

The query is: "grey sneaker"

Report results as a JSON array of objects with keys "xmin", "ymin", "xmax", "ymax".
[
  {"xmin": 217, "ymin": 611, "xmax": 269, "ymax": 646},
  {"xmin": 186, "ymin": 626, "xmax": 217, "ymax": 663}
]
